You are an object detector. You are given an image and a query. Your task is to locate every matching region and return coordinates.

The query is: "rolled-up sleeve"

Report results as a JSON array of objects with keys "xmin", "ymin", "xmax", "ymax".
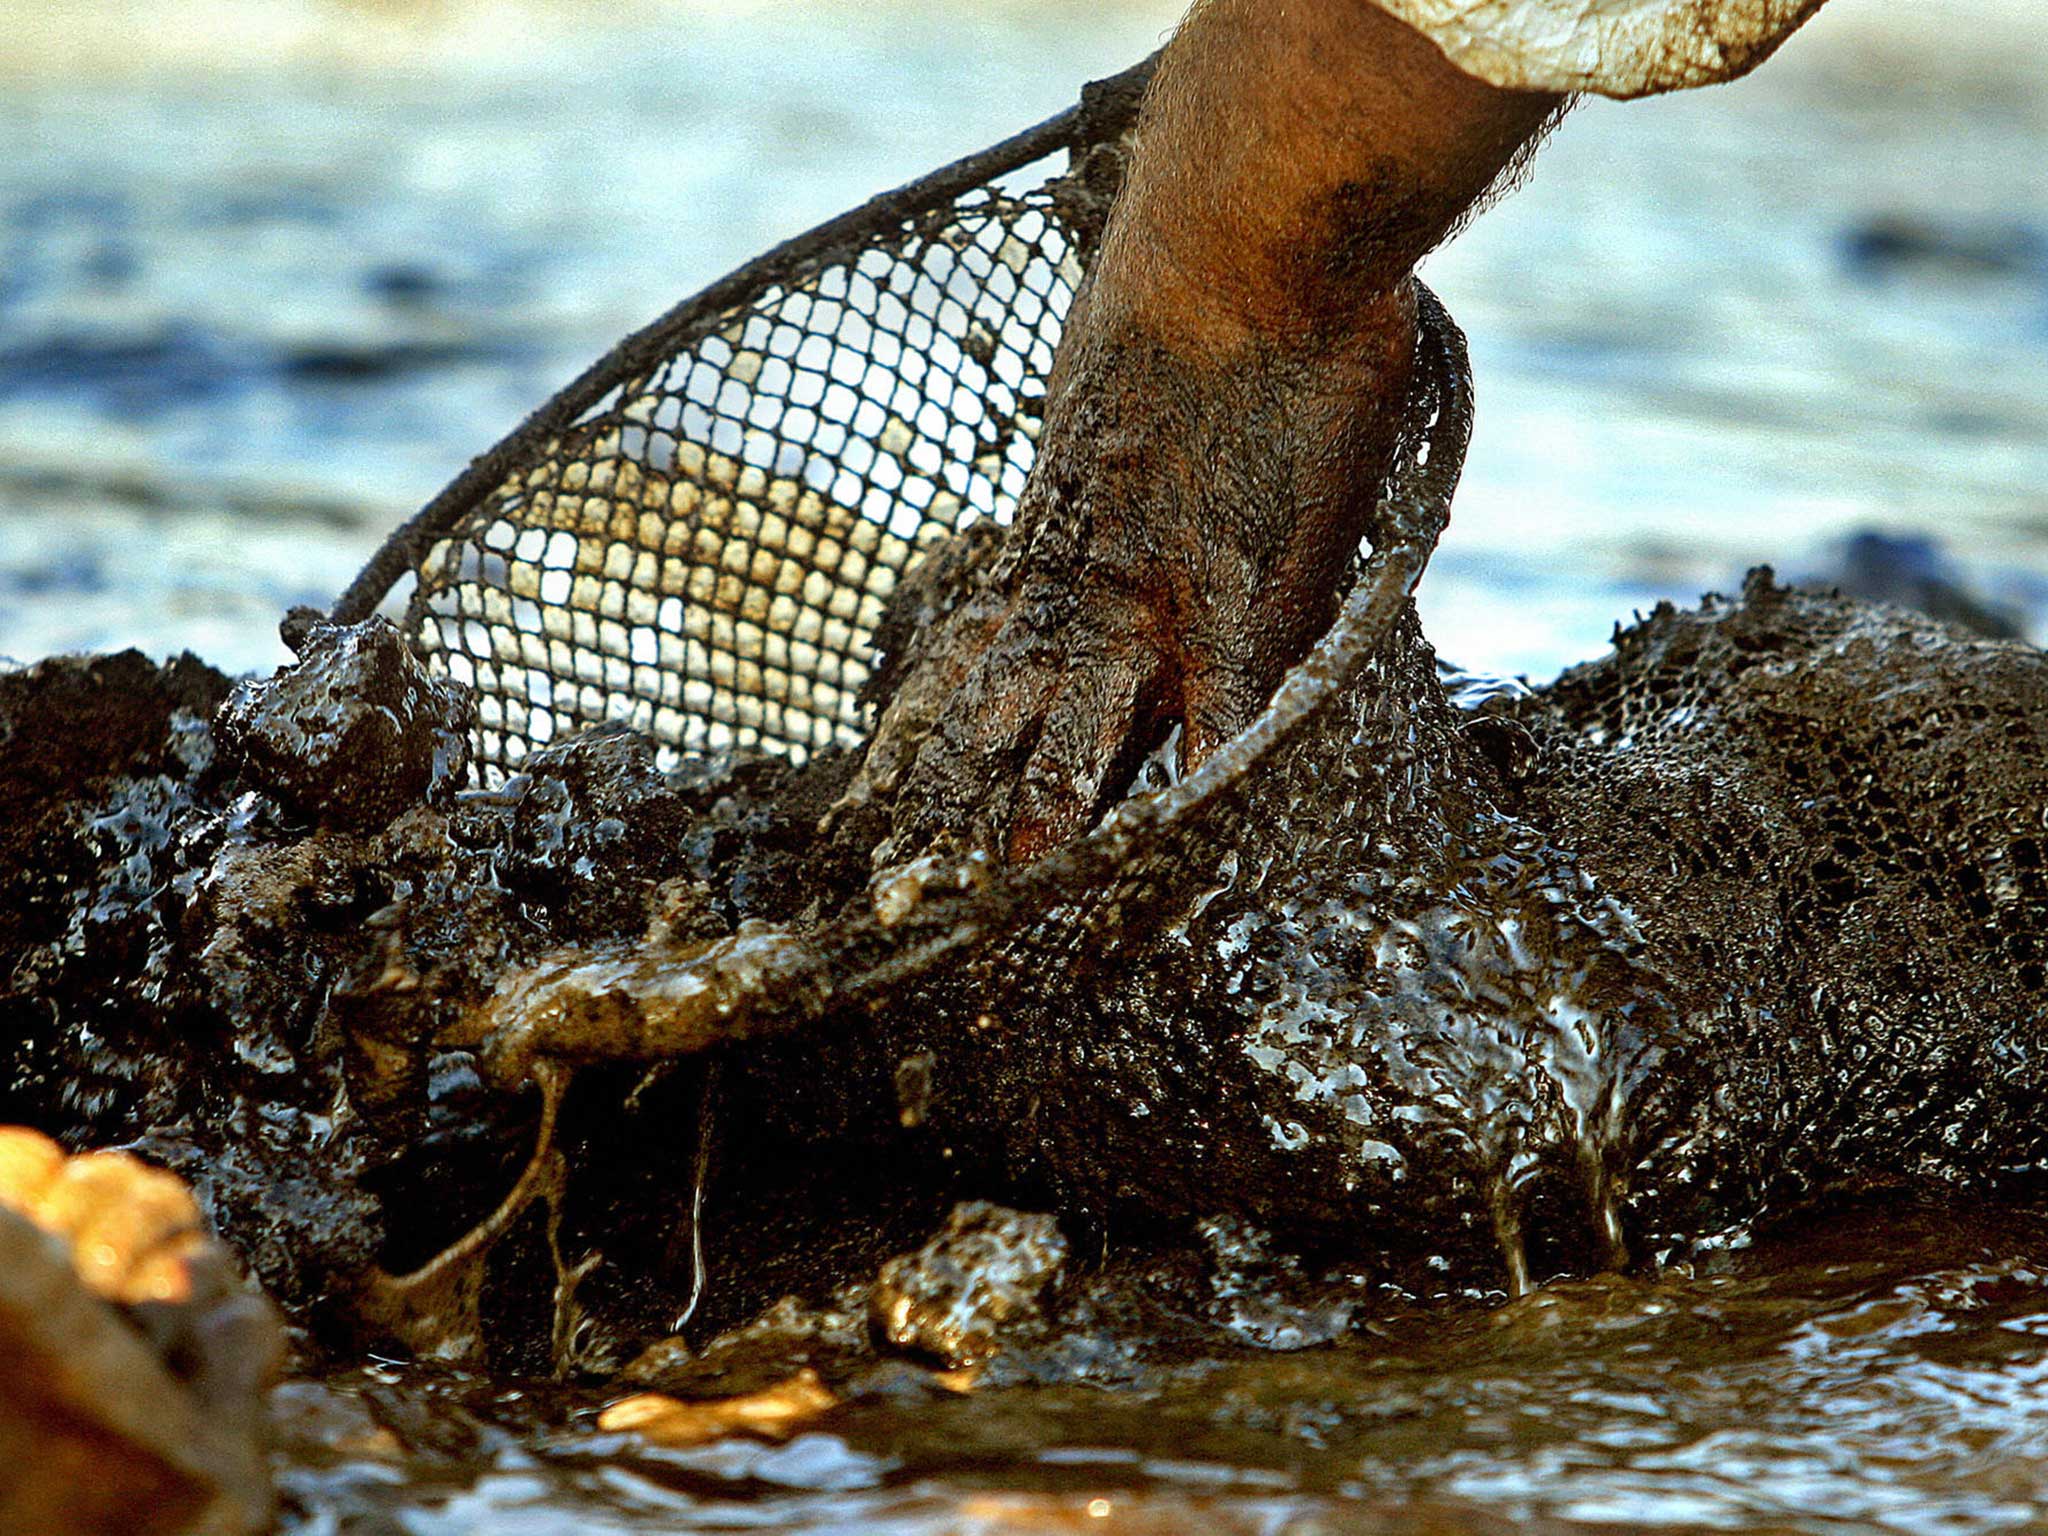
[{"xmin": 1369, "ymin": 0, "xmax": 1832, "ymax": 98}]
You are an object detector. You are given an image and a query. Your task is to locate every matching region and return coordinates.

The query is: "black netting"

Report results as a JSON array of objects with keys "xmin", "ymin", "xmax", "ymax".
[{"xmin": 341, "ymin": 69, "xmax": 1149, "ymax": 783}]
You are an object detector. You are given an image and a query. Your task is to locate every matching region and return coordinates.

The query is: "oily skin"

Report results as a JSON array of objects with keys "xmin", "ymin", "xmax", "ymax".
[{"xmin": 849, "ymin": 0, "xmax": 1563, "ymax": 866}]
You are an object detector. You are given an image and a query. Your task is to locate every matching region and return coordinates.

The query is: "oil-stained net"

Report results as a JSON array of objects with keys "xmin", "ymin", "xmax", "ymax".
[{"xmin": 405, "ymin": 178, "xmax": 1086, "ymax": 781}]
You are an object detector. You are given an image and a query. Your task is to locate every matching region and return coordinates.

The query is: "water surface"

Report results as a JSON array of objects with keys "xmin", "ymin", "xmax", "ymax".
[{"xmin": 272, "ymin": 1204, "xmax": 2048, "ymax": 1534}]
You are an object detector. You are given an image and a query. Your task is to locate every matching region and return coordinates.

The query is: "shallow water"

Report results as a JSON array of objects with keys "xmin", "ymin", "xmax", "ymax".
[
  {"xmin": 6, "ymin": 4, "xmax": 2048, "ymax": 1532},
  {"xmin": 273, "ymin": 1204, "xmax": 2048, "ymax": 1534}
]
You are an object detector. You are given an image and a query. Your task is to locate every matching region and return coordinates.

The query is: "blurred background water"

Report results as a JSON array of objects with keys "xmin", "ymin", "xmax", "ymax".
[{"xmin": 2, "ymin": 0, "xmax": 2043, "ymax": 677}]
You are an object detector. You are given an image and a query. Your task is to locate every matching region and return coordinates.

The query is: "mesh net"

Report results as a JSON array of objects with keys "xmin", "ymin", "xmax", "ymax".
[{"xmin": 348, "ymin": 78, "xmax": 1144, "ymax": 784}]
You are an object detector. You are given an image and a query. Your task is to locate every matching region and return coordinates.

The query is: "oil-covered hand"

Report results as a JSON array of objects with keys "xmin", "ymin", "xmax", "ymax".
[
  {"xmin": 840, "ymin": 0, "xmax": 1562, "ymax": 866},
  {"xmin": 849, "ymin": 303, "xmax": 1417, "ymax": 867}
]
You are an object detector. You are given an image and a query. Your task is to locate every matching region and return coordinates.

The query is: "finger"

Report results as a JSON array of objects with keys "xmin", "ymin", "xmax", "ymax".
[
  {"xmin": 1179, "ymin": 653, "xmax": 1270, "ymax": 768},
  {"xmin": 855, "ymin": 585, "xmax": 1011, "ymax": 801},
  {"xmin": 1006, "ymin": 648, "xmax": 1165, "ymax": 865},
  {"xmin": 0, "ymin": 1126, "xmax": 64, "ymax": 1213},
  {"xmin": 891, "ymin": 610, "xmax": 1066, "ymax": 857},
  {"xmin": 31, "ymin": 1151, "xmax": 206, "ymax": 1304}
]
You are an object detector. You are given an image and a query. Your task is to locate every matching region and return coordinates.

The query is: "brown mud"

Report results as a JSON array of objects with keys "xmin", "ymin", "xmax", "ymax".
[
  {"xmin": 5, "ymin": 565, "xmax": 2046, "ymax": 1319},
  {"xmin": 4, "ymin": 542, "xmax": 2048, "ymax": 1528}
]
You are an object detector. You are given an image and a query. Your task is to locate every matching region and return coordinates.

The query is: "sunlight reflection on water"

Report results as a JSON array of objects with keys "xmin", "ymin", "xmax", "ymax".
[{"xmin": 263, "ymin": 1210, "xmax": 2048, "ymax": 1534}]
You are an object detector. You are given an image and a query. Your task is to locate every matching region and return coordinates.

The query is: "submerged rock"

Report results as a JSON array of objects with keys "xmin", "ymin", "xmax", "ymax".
[
  {"xmin": 0, "ymin": 1128, "xmax": 279, "ymax": 1536},
  {"xmin": 872, "ymin": 1201, "xmax": 1070, "ymax": 1369},
  {"xmin": 1802, "ymin": 528, "xmax": 2024, "ymax": 641},
  {"xmin": 598, "ymin": 1368, "xmax": 839, "ymax": 1448}
]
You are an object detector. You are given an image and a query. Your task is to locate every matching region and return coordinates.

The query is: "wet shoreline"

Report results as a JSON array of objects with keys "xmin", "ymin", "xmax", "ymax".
[{"xmin": 266, "ymin": 1198, "xmax": 2048, "ymax": 1535}]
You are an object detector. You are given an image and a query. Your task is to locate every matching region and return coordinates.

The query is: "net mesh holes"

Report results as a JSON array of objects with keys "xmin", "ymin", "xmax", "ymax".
[{"xmin": 346, "ymin": 68, "xmax": 1155, "ymax": 784}]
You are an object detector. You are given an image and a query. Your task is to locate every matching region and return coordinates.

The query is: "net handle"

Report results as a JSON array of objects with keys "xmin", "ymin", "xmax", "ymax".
[{"xmin": 329, "ymin": 51, "xmax": 1163, "ymax": 627}]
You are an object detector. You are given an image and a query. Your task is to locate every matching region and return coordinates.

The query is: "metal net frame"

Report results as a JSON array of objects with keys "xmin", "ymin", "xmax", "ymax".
[{"xmin": 334, "ymin": 58, "xmax": 1156, "ymax": 784}]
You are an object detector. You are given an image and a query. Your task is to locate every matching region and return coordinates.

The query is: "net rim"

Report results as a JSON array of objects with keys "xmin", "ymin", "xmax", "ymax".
[{"xmin": 329, "ymin": 51, "xmax": 1161, "ymax": 629}]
